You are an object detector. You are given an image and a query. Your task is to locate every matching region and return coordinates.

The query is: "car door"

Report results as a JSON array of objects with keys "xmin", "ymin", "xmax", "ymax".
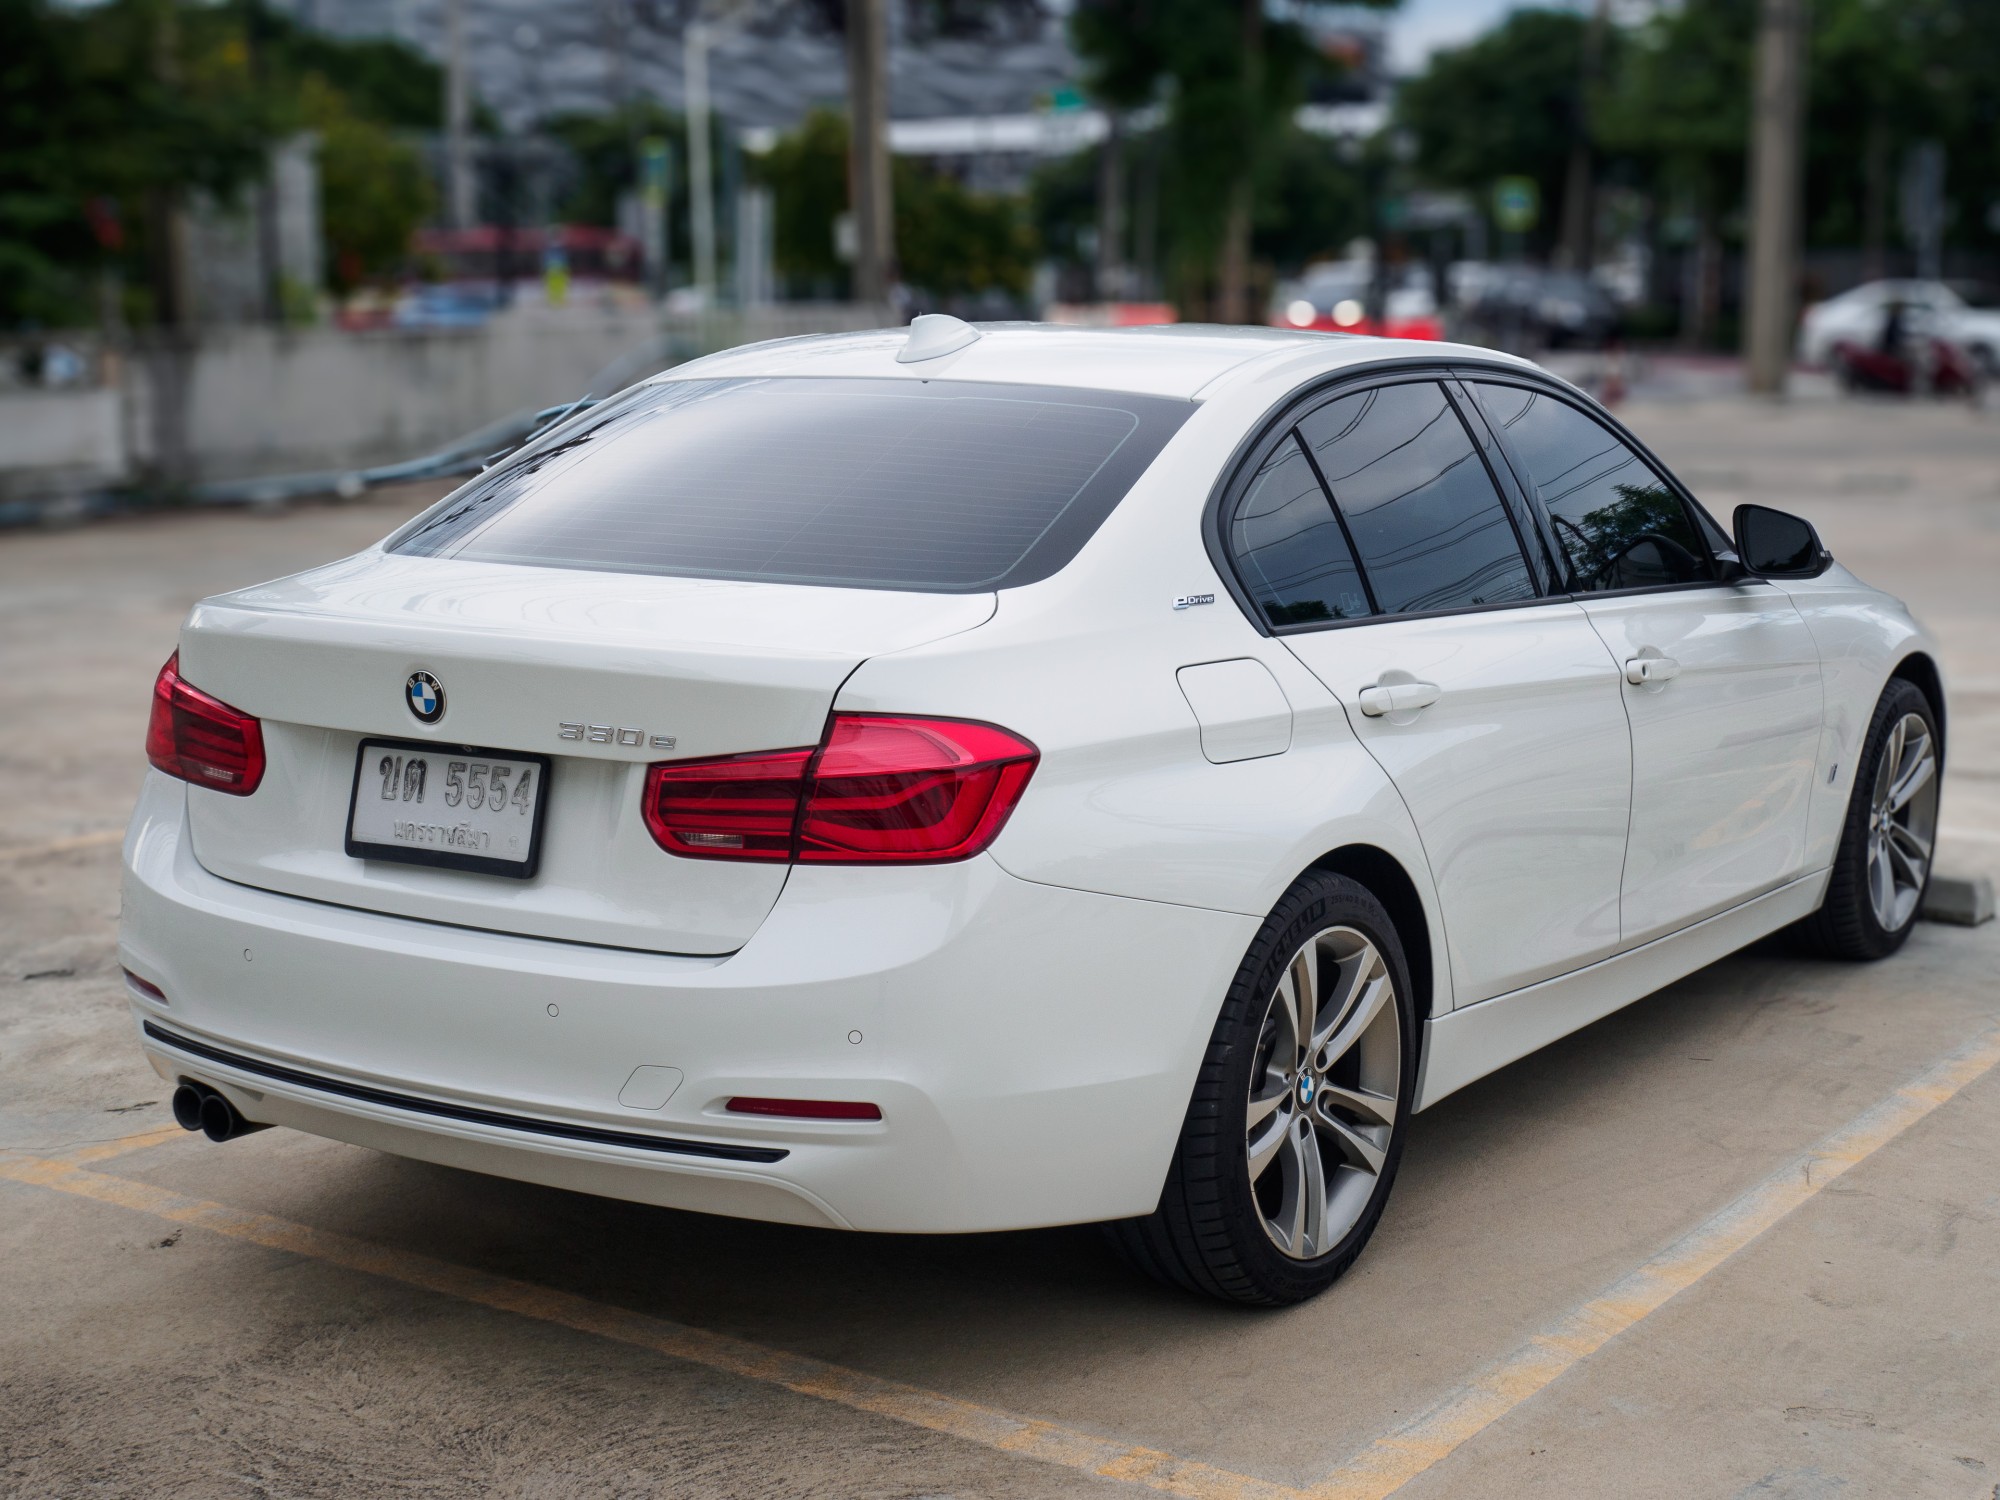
[
  {"xmin": 1467, "ymin": 377, "xmax": 1823, "ymax": 945},
  {"xmin": 1223, "ymin": 376, "xmax": 1632, "ymax": 1006}
]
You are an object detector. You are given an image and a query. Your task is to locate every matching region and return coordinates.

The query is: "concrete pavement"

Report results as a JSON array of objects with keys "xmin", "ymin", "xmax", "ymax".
[{"xmin": 2, "ymin": 399, "xmax": 1997, "ymax": 1500}]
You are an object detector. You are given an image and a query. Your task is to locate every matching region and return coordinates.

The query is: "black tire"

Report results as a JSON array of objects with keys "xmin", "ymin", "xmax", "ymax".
[
  {"xmin": 1795, "ymin": 678, "xmax": 1940, "ymax": 960},
  {"xmin": 1108, "ymin": 871, "xmax": 1417, "ymax": 1306}
]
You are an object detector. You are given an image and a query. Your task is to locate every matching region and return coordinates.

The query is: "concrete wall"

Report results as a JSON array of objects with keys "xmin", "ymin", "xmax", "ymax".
[
  {"xmin": 0, "ymin": 390, "xmax": 126, "ymax": 500},
  {"xmin": 0, "ymin": 304, "xmax": 889, "ymax": 499},
  {"xmin": 134, "ymin": 304, "xmax": 888, "ymax": 482}
]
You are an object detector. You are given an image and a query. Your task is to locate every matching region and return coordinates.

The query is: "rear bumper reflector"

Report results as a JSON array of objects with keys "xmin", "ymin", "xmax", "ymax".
[
  {"xmin": 727, "ymin": 1096, "xmax": 883, "ymax": 1121},
  {"xmin": 141, "ymin": 1021, "xmax": 788, "ymax": 1164}
]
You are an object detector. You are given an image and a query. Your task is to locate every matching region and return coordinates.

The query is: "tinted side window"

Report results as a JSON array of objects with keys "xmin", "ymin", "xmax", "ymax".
[
  {"xmin": 1229, "ymin": 432, "xmax": 1371, "ymax": 628},
  {"xmin": 1473, "ymin": 382, "xmax": 1715, "ymax": 593},
  {"xmin": 1297, "ymin": 382, "xmax": 1536, "ymax": 615}
]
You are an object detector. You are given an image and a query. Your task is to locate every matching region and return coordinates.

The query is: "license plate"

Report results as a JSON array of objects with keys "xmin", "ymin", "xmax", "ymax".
[{"xmin": 346, "ymin": 740, "xmax": 551, "ymax": 879}]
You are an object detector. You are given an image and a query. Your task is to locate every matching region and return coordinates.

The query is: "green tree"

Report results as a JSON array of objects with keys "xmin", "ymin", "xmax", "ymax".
[
  {"xmin": 303, "ymin": 78, "xmax": 433, "ymax": 292},
  {"xmin": 0, "ymin": 0, "xmax": 277, "ymax": 328},
  {"xmin": 1396, "ymin": 8, "xmax": 1601, "ymax": 259},
  {"xmin": 755, "ymin": 108, "xmax": 1036, "ymax": 303},
  {"xmin": 1067, "ymin": 0, "xmax": 1390, "ymax": 320}
]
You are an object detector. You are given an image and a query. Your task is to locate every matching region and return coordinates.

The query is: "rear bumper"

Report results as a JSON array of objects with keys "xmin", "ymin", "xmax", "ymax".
[{"xmin": 120, "ymin": 772, "xmax": 1255, "ymax": 1232}]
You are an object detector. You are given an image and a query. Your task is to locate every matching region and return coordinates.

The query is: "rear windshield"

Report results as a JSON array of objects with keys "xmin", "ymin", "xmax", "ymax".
[{"xmin": 388, "ymin": 377, "xmax": 1194, "ymax": 592}]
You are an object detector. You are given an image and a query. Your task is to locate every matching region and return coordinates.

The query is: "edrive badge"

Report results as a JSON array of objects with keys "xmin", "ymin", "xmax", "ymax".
[{"xmin": 406, "ymin": 671, "xmax": 445, "ymax": 723}]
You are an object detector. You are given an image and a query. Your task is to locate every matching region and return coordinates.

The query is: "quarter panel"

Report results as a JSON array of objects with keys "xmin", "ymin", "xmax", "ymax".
[{"xmin": 1770, "ymin": 566, "xmax": 1940, "ymax": 869}]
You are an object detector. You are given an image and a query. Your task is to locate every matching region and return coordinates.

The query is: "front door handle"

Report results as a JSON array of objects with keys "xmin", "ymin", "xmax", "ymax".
[
  {"xmin": 1625, "ymin": 655, "xmax": 1682, "ymax": 685},
  {"xmin": 1358, "ymin": 681, "xmax": 1442, "ymax": 717}
]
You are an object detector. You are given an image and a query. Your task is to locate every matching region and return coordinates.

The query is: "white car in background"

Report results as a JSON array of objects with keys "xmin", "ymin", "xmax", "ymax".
[
  {"xmin": 124, "ymin": 318, "xmax": 1944, "ymax": 1305},
  {"xmin": 1798, "ymin": 277, "xmax": 2000, "ymax": 372}
]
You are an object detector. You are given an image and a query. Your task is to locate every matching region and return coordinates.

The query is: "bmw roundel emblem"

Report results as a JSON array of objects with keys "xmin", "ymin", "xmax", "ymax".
[{"xmin": 406, "ymin": 671, "xmax": 445, "ymax": 723}]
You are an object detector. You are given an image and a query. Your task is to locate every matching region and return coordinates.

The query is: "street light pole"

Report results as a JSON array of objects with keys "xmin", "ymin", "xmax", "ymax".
[
  {"xmin": 1744, "ymin": 0, "xmax": 1808, "ymax": 395},
  {"xmin": 685, "ymin": 20, "xmax": 717, "ymax": 303},
  {"xmin": 445, "ymin": 0, "xmax": 473, "ymax": 230}
]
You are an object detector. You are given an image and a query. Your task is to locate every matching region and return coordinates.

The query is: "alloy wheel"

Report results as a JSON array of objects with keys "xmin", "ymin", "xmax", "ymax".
[
  {"xmin": 1245, "ymin": 925, "xmax": 1401, "ymax": 1260},
  {"xmin": 1866, "ymin": 711, "xmax": 1939, "ymax": 933}
]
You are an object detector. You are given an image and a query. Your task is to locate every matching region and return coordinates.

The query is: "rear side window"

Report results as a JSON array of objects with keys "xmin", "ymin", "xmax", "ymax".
[
  {"xmin": 390, "ymin": 377, "xmax": 1193, "ymax": 592},
  {"xmin": 1229, "ymin": 433, "xmax": 1371, "ymax": 628},
  {"xmin": 1472, "ymin": 382, "xmax": 1715, "ymax": 592},
  {"xmin": 1296, "ymin": 382, "xmax": 1536, "ymax": 615}
]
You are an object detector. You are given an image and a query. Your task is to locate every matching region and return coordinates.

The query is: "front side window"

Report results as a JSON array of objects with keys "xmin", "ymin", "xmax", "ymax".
[
  {"xmin": 390, "ymin": 377, "xmax": 1193, "ymax": 593},
  {"xmin": 1228, "ymin": 433, "xmax": 1371, "ymax": 628},
  {"xmin": 1296, "ymin": 382, "xmax": 1536, "ymax": 615},
  {"xmin": 1472, "ymin": 382, "xmax": 1715, "ymax": 593}
]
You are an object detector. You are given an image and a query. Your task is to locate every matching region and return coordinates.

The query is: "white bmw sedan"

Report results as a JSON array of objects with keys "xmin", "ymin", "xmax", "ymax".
[{"xmin": 123, "ymin": 319, "xmax": 1944, "ymax": 1305}]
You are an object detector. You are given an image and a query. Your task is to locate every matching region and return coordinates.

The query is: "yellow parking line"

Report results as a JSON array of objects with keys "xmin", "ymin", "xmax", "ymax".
[
  {"xmin": 0, "ymin": 1149, "xmax": 1310, "ymax": 1500},
  {"xmin": 0, "ymin": 827, "xmax": 124, "ymax": 862},
  {"xmin": 1307, "ymin": 1020, "xmax": 2000, "ymax": 1500},
  {"xmin": 5, "ymin": 1025, "xmax": 1996, "ymax": 1500}
]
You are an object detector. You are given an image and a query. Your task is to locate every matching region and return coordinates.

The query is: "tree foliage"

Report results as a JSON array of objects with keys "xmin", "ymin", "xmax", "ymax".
[
  {"xmin": 755, "ymin": 108, "xmax": 1035, "ymax": 303},
  {"xmin": 1395, "ymin": 8, "xmax": 1600, "ymax": 256},
  {"xmin": 0, "ymin": 0, "xmax": 447, "ymax": 327},
  {"xmin": 1066, "ymin": 0, "xmax": 1387, "ymax": 313}
]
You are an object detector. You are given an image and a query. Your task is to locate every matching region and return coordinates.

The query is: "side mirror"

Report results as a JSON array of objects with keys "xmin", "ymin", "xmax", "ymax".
[{"xmin": 1733, "ymin": 504, "xmax": 1830, "ymax": 578}]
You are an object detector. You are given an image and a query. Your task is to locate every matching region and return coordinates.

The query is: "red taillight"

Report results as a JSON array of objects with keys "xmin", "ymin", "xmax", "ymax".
[
  {"xmin": 642, "ymin": 748, "xmax": 813, "ymax": 861},
  {"xmin": 726, "ymin": 1096, "xmax": 883, "ymax": 1121},
  {"xmin": 145, "ymin": 652, "xmax": 265, "ymax": 796},
  {"xmin": 641, "ymin": 714, "xmax": 1038, "ymax": 866}
]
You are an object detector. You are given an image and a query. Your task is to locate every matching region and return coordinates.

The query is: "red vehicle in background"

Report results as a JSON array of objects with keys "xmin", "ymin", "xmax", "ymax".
[
  {"xmin": 1269, "ymin": 261, "xmax": 1444, "ymax": 341},
  {"xmin": 1830, "ymin": 300, "xmax": 1985, "ymax": 397}
]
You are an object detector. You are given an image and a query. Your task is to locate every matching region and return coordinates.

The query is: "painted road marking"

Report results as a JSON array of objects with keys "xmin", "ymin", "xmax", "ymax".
[
  {"xmin": 4, "ymin": 1022, "xmax": 1998, "ymax": 1500},
  {"xmin": 0, "ymin": 1149, "xmax": 1310, "ymax": 1500},
  {"xmin": 1306, "ymin": 1019, "xmax": 2000, "ymax": 1500}
]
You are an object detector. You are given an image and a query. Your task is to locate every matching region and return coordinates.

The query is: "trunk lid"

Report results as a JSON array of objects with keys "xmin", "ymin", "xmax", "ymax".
[{"xmin": 177, "ymin": 552, "xmax": 995, "ymax": 953}]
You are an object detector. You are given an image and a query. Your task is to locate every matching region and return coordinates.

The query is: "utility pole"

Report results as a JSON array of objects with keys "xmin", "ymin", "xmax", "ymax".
[
  {"xmin": 845, "ymin": 0, "xmax": 894, "ymax": 307},
  {"xmin": 1216, "ymin": 0, "xmax": 1262, "ymax": 325},
  {"xmin": 1096, "ymin": 110, "xmax": 1126, "ymax": 303},
  {"xmin": 1557, "ymin": 0, "xmax": 1609, "ymax": 272},
  {"xmin": 685, "ymin": 20, "xmax": 718, "ymax": 302},
  {"xmin": 1744, "ymin": 0, "xmax": 1807, "ymax": 395},
  {"xmin": 445, "ymin": 0, "xmax": 474, "ymax": 229}
]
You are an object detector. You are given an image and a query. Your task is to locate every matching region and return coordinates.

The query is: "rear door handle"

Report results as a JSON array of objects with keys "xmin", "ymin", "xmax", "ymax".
[
  {"xmin": 1357, "ymin": 681, "xmax": 1442, "ymax": 717},
  {"xmin": 1625, "ymin": 655, "xmax": 1682, "ymax": 685}
]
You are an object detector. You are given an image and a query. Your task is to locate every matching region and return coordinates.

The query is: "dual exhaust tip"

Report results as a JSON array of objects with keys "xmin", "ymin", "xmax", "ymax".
[{"xmin": 171, "ymin": 1081, "xmax": 269, "ymax": 1143}]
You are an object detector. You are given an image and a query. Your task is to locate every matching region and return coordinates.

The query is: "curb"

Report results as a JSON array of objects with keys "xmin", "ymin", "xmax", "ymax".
[{"xmin": 1924, "ymin": 874, "xmax": 1996, "ymax": 927}]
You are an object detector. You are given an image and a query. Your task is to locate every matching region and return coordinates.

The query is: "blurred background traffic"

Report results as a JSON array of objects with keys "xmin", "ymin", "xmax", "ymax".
[{"xmin": 4, "ymin": 0, "xmax": 1997, "ymax": 518}]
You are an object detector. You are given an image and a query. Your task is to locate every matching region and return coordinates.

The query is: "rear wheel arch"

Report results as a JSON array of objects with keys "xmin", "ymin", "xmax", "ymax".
[{"xmin": 1307, "ymin": 844, "xmax": 1437, "ymax": 1034}]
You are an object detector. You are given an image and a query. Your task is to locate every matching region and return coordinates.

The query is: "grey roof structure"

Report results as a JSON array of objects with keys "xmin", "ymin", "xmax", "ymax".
[{"xmin": 277, "ymin": 0, "xmax": 1084, "ymax": 134}]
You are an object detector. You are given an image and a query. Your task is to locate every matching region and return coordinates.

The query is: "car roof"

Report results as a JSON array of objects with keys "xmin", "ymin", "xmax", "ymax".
[{"xmin": 651, "ymin": 322, "xmax": 1540, "ymax": 402}]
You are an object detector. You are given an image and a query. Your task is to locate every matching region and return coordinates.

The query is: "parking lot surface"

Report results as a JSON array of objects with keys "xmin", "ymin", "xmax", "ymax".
[{"xmin": 4, "ymin": 396, "xmax": 1998, "ymax": 1499}]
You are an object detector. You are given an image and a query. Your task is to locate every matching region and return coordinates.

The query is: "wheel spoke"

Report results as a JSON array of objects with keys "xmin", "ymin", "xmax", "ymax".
[
  {"xmin": 1247, "ymin": 1107, "xmax": 1288, "ymax": 1182},
  {"xmin": 1310, "ymin": 945, "xmax": 1371, "ymax": 1055},
  {"xmin": 1246, "ymin": 1079, "xmax": 1288, "ymax": 1132},
  {"xmin": 1886, "ymin": 823, "xmax": 1928, "ymax": 887},
  {"xmin": 1289, "ymin": 950, "xmax": 1318, "ymax": 1068},
  {"xmin": 1312, "ymin": 1100, "xmax": 1387, "ymax": 1175},
  {"xmin": 1318, "ymin": 971, "xmax": 1392, "ymax": 1072},
  {"xmin": 1316, "ymin": 1080, "xmax": 1397, "ymax": 1129},
  {"xmin": 1870, "ymin": 839, "xmax": 1896, "ymax": 922},
  {"xmin": 1888, "ymin": 749, "xmax": 1935, "ymax": 813},
  {"xmin": 1288, "ymin": 1118, "xmax": 1327, "ymax": 1256}
]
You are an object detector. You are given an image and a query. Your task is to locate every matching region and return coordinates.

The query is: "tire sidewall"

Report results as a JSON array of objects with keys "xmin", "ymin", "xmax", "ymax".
[{"xmin": 1213, "ymin": 874, "xmax": 1418, "ymax": 1301}]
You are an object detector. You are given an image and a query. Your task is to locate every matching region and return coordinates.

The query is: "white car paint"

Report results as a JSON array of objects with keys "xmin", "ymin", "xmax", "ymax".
[
  {"xmin": 1797, "ymin": 278, "xmax": 2000, "ymax": 370},
  {"xmin": 121, "ymin": 323, "xmax": 1944, "ymax": 1238}
]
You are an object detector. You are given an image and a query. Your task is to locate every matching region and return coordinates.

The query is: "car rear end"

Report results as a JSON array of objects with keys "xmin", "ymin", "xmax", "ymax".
[{"xmin": 118, "ymin": 350, "xmax": 1258, "ymax": 1233}]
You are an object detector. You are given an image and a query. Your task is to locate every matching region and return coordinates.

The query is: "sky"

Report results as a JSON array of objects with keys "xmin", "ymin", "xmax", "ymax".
[{"xmin": 1384, "ymin": 0, "xmax": 1543, "ymax": 73}]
